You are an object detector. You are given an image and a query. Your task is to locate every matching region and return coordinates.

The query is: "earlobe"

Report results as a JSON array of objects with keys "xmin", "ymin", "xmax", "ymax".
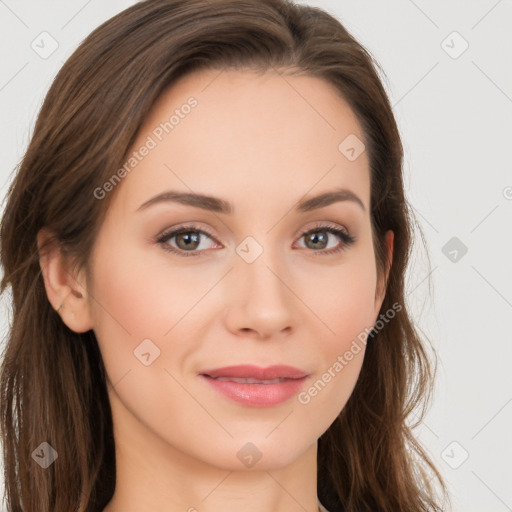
[{"xmin": 37, "ymin": 227, "xmax": 93, "ymax": 333}]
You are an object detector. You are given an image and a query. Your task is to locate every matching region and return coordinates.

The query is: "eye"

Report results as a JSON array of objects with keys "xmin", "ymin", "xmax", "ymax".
[
  {"xmin": 295, "ymin": 223, "xmax": 355, "ymax": 255},
  {"xmin": 156, "ymin": 225, "xmax": 219, "ymax": 257}
]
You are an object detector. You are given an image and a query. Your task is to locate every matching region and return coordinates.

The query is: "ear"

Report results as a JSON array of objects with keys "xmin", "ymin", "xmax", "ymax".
[
  {"xmin": 37, "ymin": 227, "xmax": 94, "ymax": 333},
  {"xmin": 374, "ymin": 230, "xmax": 394, "ymax": 312}
]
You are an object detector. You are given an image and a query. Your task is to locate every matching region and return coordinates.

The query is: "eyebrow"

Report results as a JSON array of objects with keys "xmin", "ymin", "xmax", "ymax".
[{"xmin": 136, "ymin": 187, "xmax": 366, "ymax": 214}]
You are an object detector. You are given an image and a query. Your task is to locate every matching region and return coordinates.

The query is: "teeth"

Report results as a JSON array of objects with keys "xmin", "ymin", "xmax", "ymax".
[{"xmin": 213, "ymin": 377, "xmax": 286, "ymax": 384}]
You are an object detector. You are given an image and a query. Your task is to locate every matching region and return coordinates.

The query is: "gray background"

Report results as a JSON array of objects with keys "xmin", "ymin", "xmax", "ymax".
[{"xmin": 1, "ymin": 1, "xmax": 511, "ymax": 511}]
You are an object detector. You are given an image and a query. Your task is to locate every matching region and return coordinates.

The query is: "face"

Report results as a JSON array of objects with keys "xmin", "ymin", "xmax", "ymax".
[{"xmin": 80, "ymin": 68, "xmax": 391, "ymax": 472}]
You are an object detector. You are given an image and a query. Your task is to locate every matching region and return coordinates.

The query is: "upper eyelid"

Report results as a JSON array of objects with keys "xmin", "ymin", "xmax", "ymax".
[{"xmin": 157, "ymin": 224, "xmax": 217, "ymax": 241}]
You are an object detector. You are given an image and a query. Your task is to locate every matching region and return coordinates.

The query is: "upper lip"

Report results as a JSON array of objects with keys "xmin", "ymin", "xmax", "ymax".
[{"xmin": 200, "ymin": 365, "xmax": 309, "ymax": 380}]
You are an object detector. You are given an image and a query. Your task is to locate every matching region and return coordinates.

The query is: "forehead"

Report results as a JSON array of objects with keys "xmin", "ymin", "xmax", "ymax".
[{"xmin": 112, "ymin": 68, "xmax": 370, "ymax": 215}]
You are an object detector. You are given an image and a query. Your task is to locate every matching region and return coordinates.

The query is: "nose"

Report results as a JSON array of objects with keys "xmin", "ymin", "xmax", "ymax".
[{"xmin": 223, "ymin": 248, "xmax": 297, "ymax": 340}]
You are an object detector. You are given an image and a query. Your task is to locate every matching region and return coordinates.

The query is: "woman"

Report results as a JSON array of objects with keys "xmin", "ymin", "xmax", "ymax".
[{"xmin": 0, "ymin": 0, "xmax": 449, "ymax": 511}]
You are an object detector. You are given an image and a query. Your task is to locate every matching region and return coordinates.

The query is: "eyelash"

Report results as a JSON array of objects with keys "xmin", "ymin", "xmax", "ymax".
[{"xmin": 155, "ymin": 222, "xmax": 356, "ymax": 258}]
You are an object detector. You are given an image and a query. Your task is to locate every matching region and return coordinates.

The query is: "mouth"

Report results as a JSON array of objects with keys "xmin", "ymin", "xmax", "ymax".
[{"xmin": 198, "ymin": 365, "xmax": 310, "ymax": 407}]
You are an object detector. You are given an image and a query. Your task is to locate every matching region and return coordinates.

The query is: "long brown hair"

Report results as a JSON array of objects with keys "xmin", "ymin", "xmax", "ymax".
[{"xmin": 0, "ymin": 1, "xmax": 449, "ymax": 510}]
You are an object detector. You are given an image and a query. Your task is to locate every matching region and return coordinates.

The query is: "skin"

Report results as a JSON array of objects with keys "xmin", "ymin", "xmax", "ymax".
[{"xmin": 38, "ymin": 68, "xmax": 393, "ymax": 512}]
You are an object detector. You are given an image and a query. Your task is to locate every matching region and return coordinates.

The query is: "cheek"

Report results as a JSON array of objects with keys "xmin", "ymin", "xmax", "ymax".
[
  {"xmin": 294, "ymin": 250, "xmax": 376, "ymax": 412},
  {"xmin": 300, "ymin": 250, "xmax": 378, "ymax": 349},
  {"xmin": 88, "ymin": 242, "xmax": 196, "ymax": 380},
  {"xmin": 328, "ymin": 267, "xmax": 377, "ymax": 344}
]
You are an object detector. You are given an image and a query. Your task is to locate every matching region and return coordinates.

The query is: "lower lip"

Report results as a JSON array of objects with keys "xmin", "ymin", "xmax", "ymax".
[{"xmin": 200, "ymin": 375, "xmax": 309, "ymax": 407}]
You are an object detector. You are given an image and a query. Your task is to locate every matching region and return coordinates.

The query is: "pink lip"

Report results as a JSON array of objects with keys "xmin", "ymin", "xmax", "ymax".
[{"xmin": 198, "ymin": 365, "xmax": 310, "ymax": 407}]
